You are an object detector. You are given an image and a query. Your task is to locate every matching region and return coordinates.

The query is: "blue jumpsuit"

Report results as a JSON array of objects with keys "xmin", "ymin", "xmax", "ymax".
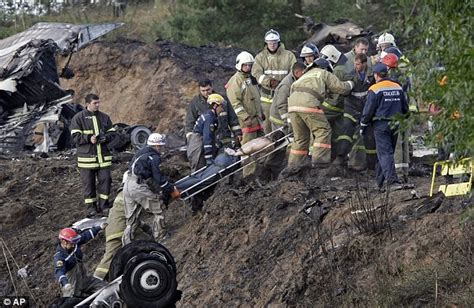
[{"xmin": 361, "ymin": 78, "xmax": 408, "ymax": 187}]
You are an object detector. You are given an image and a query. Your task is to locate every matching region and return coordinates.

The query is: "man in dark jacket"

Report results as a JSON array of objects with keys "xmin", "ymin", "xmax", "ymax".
[
  {"xmin": 334, "ymin": 53, "xmax": 376, "ymax": 171},
  {"xmin": 122, "ymin": 133, "xmax": 180, "ymax": 244},
  {"xmin": 54, "ymin": 225, "xmax": 106, "ymax": 298},
  {"xmin": 71, "ymin": 94, "xmax": 116, "ymax": 216},
  {"xmin": 185, "ymin": 78, "xmax": 242, "ymax": 170},
  {"xmin": 361, "ymin": 63, "xmax": 408, "ymax": 189}
]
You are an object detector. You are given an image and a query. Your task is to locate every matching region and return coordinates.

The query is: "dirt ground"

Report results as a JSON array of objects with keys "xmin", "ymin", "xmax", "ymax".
[{"xmin": 0, "ymin": 40, "xmax": 473, "ymax": 307}]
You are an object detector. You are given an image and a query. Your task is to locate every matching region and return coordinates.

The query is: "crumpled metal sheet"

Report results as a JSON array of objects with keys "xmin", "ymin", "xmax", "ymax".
[{"xmin": 0, "ymin": 22, "xmax": 123, "ymax": 81}]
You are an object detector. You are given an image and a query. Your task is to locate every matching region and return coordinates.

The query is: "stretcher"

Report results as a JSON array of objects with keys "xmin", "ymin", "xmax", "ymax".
[{"xmin": 176, "ymin": 128, "xmax": 293, "ymax": 201}]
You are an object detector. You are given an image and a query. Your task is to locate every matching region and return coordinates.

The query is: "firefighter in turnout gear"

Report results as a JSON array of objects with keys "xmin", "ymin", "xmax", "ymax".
[
  {"xmin": 122, "ymin": 133, "xmax": 180, "ymax": 244},
  {"xmin": 226, "ymin": 51, "xmax": 264, "ymax": 177},
  {"xmin": 264, "ymin": 61, "xmax": 306, "ymax": 178},
  {"xmin": 71, "ymin": 94, "xmax": 116, "ymax": 216},
  {"xmin": 300, "ymin": 43, "xmax": 319, "ymax": 66},
  {"xmin": 54, "ymin": 226, "xmax": 106, "ymax": 298},
  {"xmin": 287, "ymin": 60, "xmax": 354, "ymax": 168},
  {"xmin": 320, "ymin": 45, "xmax": 350, "ymax": 158},
  {"xmin": 185, "ymin": 78, "xmax": 242, "ymax": 172},
  {"xmin": 361, "ymin": 62, "xmax": 408, "ymax": 189},
  {"xmin": 94, "ymin": 186, "xmax": 152, "ymax": 280},
  {"xmin": 334, "ymin": 53, "xmax": 377, "ymax": 170},
  {"xmin": 252, "ymin": 29, "xmax": 297, "ymax": 134}
]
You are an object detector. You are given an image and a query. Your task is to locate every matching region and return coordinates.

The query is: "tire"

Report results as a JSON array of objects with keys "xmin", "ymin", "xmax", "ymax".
[
  {"xmin": 109, "ymin": 240, "xmax": 176, "ymax": 281},
  {"xmin": 119, "ymin": 253, "xmax": 177, "ymax": 308},
  {"xmin": 129, "ymin": 126, "xmax": 151, "ymax": 150}
]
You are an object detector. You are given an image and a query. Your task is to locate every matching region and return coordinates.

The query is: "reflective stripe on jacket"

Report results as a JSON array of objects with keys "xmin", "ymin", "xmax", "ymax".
[
  {"xmin": 288, "ymin": 68, "xmax": 352, "ymax": 113},
  {"xmin": 184, "ymin": 93, "xmax": 242, "ymax": 138},
  {"xmin": 226, "ymin": 71, "xmax": 262, "ymax": 122},
  {"xmin": 70, "ymin": 110, "xmax": 115, "ymax": 169},
  {"xmin": 193, "ymin": 111, "xmax": 219, "ymax": 159},
  {"xmin": 252, "ymin": 43, "xmax": 296, "ymax": 99}
]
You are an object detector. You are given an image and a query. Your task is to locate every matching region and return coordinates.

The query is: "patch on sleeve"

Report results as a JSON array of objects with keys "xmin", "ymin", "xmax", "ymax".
[{"xmin": 56, "ymin": 260, "xmax": 64, "ymax": 267}]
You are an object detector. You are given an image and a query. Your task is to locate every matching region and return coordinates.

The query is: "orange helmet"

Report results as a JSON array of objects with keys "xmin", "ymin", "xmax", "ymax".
[
  {"xmin": 381, "ymin": 53, "xmax": 399, "ymax": 69},
  {"xmin": 59, "ymin": 228, "xmax": 79, "ymax": 243}
]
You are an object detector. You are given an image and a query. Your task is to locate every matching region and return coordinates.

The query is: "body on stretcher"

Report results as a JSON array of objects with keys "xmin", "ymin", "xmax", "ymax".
[{"xmin": 176, "ymin": 128, "xmax": 292, "ymax": 201}]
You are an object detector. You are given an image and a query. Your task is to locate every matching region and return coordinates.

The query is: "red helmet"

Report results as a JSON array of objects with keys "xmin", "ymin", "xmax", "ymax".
[
  {"xmin": 381, "ymin": 53, "xmax": 399, "ymax": 69},
  {"xmin": 59, "ymin": 228, "xmax": 78, "ymax": 243}
]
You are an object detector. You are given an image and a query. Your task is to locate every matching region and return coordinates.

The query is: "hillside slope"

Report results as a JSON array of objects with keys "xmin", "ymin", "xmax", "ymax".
[{"xmin": 0, "ymin": 40, "xmax": 472, "ymax": 306}]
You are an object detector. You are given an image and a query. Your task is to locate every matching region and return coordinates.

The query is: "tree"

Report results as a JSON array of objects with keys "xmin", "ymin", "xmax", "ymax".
[{"xmin": 393, "ymin": 0, "xmax": 473, "ymax": 158}]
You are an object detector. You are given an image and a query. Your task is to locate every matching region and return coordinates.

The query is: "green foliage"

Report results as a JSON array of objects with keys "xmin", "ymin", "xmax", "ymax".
[
  {"xmin": 391, "ymin": 0, "xmax": 474, "ymax": 158},
  {"xmin": 156, "ymin": 0, "xmax": 306, "ymax": 51}
]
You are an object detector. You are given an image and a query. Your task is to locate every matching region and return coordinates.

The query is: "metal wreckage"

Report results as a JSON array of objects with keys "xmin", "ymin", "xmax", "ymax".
[{"xmin": 0, "ymin": 22, "xmax": 152, "ymax": 153}]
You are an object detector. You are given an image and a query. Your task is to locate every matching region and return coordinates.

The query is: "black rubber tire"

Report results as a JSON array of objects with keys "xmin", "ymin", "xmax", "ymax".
[
  {"xmin": 119, "ymin": 253, "xmax": 177, "ymax": 308},
  {"xmin": 129, "ymin": 126, "xmax": 151, "ymax": 150},
  {"xmin": 109, "ymin": 240, "xmax": 176, "ymax": 281}
]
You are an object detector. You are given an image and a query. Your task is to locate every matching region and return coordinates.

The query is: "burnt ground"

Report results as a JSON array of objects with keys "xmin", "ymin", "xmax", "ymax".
[{"xmin": 0, "ymin": 40, "xmax": 473, "ymax": 306}]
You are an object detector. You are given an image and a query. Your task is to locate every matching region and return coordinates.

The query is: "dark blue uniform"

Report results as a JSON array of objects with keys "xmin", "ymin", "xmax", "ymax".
[
  {"xmin": 193, "ymin": 110, "xmax": 219, "ymax": 162},
  {"xmin": 361, "ymin": 78, "xmax": 408, "ymax": 187},
  {"xmin": 129, "ymin": 146, "xmax": 174, "ymax": 195},
  {"xmin": 54, "ymin": 226, "xmax": 102, "ymax": 286}
]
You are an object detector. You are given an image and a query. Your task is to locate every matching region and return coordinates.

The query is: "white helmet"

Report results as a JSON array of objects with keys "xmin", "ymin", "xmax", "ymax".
[
  {"xmin": 377, "ymin": 33, "xmax": 396, "ymax": 47},
  {"xmin": 264, "ymin": 29, "xmax": 280, "ymax": 42},
  {"xmin": 235, "ymin": 51, "xmax": 255, "ymax": 70},
  {"xmin": 300, "ymin": 43, "xmax": 319, "ymax": 57},
  {"xmin": 147, "ymin": 133, "xmax": 166, "ymax": 146},
  {"xmin": 320, "ymin": 44, "xmax": 342, "ymax": 64}
]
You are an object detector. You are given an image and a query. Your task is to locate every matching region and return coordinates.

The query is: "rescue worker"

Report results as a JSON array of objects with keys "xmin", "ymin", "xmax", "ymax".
[
  {"xmin": 54, "ymin": 225, "xmax": 107, "ymax": 298},
  {"xmin": 226, "ymin": 51, "xmax": 264, "ymax": 178},
  {"xmin": 334, "ymin": 53, "xmax": 376, "ymax": 171},
  {"xmin": 252, "ymin": 29, "xmax": 297, "ymax": 134},
  {"xmin": 320, "ymin": 44, "xmax": 350, "ymax": 158},
  {"xmin": 381, "ymin": 46, "xmax": 414, "ymax": 183},
  {"xmin": 372, "ymin": 32, "xmax": 397, "ymax": 64},
  {"xmin": 186, "ymin": 94, "xmax": 228, "ymax": 213},
  {"xmin": 361, "ymin": 62, "xmax": 408, "ymax": 189},
  {"xmin": 94, "ymin": 185, "xmax": 152, "ymax": 280},
  {"xmin": 185, "ymin": 78, "xmax": 242, "ymax": 171},
  {"xmin": 122, "ymin": 133, "xmax": 180, "ymax": 244},
  {"xmin": 190, "ymin": 94, "xmax": 227, "ymax": 167},
  {"xmin": 264, "ymin": 61, "xmax": 306, "ymax": 178},
  {"xmin": 344, "ymin": 37, "xmax": 371, "ymax": 72},
  {"xmin": 71, "ymin": 94, "xmax": 116, "ymax": 216},
  {"xmin": 287, "ymin": 59, "xmax": 354, "ymax": 169},
  {"xmin": 299, "ymin": 43, "xmax": 319, "ymax": 66}
]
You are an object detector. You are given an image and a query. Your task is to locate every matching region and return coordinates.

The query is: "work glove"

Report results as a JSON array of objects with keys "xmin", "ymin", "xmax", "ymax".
[
  {"xmin": 96, "ymin": 132, "xmax": 107, "ymax": 144},
  {"xmin": 61, "ymin": 283, "xmax": 74, "ymax": 298},
  {"xmin": 206, "ymin": 158, "xmax": 214, "ymax": 166},
  {"xmin": 270, "ymin": 78, "xmax": 279, "ymax": 89}
]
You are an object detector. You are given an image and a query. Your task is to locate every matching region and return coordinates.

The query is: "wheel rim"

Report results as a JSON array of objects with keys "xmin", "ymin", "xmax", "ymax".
[
  {"xmin": 131, "ymin": 261, "xmax": 162, "ymax": 291},
  {"xmin": 140, "ymin": 268, "xmax": 161, "ymax": 290}
]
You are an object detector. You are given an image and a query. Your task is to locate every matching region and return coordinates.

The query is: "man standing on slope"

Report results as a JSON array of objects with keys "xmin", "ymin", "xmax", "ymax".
[
  {"xmin": 71, "ymin": 94, "xmax": 116, "ymax": 217},
  {"xmin": 360, "ymin": 63, "xmax": 408, "ymax": 189},
  {"xmin": 252, "ymin": 29, "xmax": 297, "ymax": 134},
  {"xmin": 226, "ymin": 51, "xmax": 264, "ymax": 178}
]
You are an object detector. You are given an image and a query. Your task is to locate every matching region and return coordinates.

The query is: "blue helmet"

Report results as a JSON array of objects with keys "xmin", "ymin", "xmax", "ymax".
[
  {"xmin": 314, "ymin": 58, "xmax": 333, "ymax": 72},
  {"xmin": 300, "ymin": 43, "xmax": 319, "ymax": 58},
  {"xmin": 383, "ymin": 46, "xmax": 402, "ymax": 59}
]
